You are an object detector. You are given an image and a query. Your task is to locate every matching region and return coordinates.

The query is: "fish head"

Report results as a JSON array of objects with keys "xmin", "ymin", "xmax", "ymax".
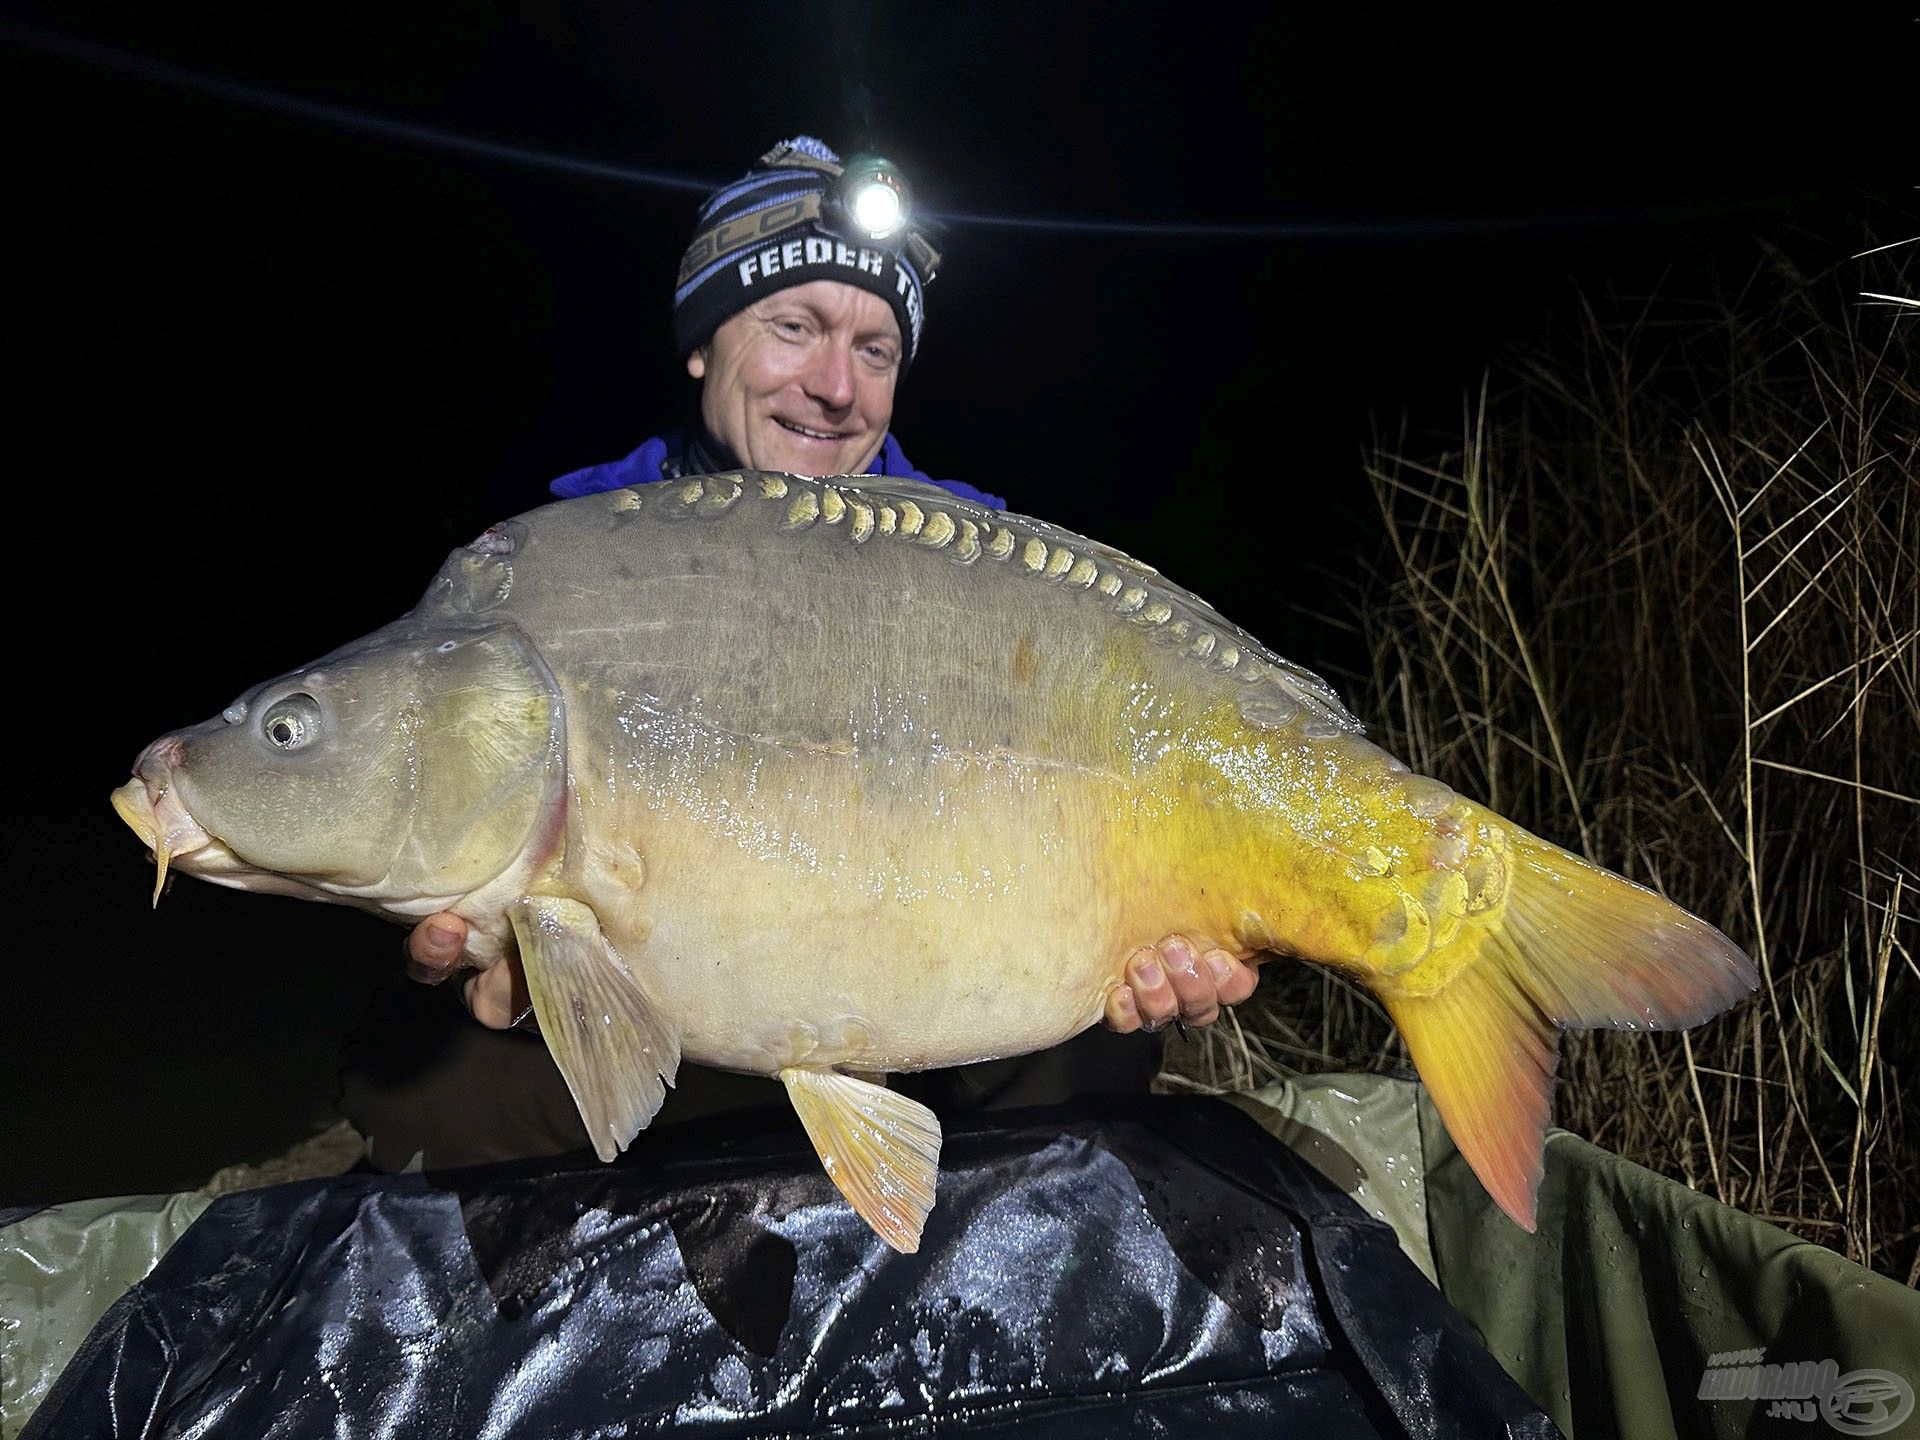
[{"xmin": 112, "ymin": 621, "xmax": 565, "ymax": 913}]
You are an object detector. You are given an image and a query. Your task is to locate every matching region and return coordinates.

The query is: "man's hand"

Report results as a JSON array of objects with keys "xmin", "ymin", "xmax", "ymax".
[
  {"xmin": 1103, "ymin": 933, "xmax": 1258, "ymax": 1033},
  {"xmin": 406, "ymin": 916, "xmax": 1258, "ymax": 1034},
  {"xmin": 404, "ymin": 913, "xmax": 526, "ymax": 1029}
]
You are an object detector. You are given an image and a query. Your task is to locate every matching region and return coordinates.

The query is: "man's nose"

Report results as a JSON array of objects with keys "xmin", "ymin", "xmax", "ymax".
[{"xmin": 801, "ymin": 343, "xmax": 856, "ymax": 411}]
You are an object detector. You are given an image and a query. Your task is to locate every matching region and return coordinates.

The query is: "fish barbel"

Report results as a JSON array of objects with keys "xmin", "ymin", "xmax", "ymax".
[{"xmin": 111, "ymin": 474, "xmax": 1756, "ymax": 1251}]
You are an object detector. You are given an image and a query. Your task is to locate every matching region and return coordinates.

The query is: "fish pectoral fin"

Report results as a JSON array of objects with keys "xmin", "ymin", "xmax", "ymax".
[
  {"xmin": 778, "ymin": 1066, "xmax": 941, "ymax": 1255},
  {"xmin": 507, "ymin": 895, "xmax": 681, "ymax": 1163}
]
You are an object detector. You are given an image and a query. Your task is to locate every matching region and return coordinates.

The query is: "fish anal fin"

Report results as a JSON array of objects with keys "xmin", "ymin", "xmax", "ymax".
[
  {"xmin": 1383, "ymin": 964, "xmax": 1557, "ymax": 1233},
  {"xmin": 779, "ymin": 1067, "xmax": 941, "ymax": 1254},
  {"xmin": 507, "ymin": 896, "xmax": 681, "ymax": 1163}
]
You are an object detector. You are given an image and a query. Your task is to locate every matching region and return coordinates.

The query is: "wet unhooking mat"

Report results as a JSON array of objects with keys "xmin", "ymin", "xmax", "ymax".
[
  {"xmin": 5, "ymin": 1082, "xmax": 1918, "ymax": 1437},
  {"xmin": 5, "ymin": 1094, "xmax": 1546, "ymax": 1438}
]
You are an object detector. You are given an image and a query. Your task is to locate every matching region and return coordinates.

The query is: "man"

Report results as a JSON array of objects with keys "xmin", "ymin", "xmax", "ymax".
[{"xmin": 344, "ymin": 138, "xmax": 1253, "ymax": 1169}]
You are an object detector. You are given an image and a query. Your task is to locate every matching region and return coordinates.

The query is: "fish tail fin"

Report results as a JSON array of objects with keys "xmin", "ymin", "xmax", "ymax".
[{"xmin": 1380, "ymin": 829, "xmax": 1756, "ymax": 1231}]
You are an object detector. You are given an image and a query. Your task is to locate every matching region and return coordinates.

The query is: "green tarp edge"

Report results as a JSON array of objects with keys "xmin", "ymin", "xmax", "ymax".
[
  {"xmin": 1222, "ymin": 1073, "xmax": 1436, "ymax": 1284},
  {"xmin": 1419, "ymin": 1092, "xmax": 1920, "ymax": 1440},
  {"xmin": 1230, "ymin": 1073, "xmax": 1920, "ymax": 1440},
  {"xmin": 0, "ymin": 1191, "xmax": 213, "ymax": 1440}
]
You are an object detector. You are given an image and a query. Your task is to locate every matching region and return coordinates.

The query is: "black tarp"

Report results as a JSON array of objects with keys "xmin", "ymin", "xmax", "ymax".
[{"xmin": 24, "ymin": 1096, "xmax": 1558, "ymax": 1438}]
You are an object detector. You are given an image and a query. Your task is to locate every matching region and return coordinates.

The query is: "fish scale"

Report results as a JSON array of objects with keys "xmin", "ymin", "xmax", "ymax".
[{"xmin": 113, "ymin": 473, "xmax": 1756, "ymax": 1254}]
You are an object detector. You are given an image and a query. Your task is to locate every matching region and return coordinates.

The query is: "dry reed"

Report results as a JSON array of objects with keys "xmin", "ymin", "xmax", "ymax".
[{"xmin": 1165, "ymin": 228, "xmax": 1919, "ymax": 1283}]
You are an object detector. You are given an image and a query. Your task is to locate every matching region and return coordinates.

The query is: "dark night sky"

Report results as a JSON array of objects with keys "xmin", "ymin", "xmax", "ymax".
[{"xmin": 3, "ymin": 4, "xmax": 1912, "ymax": 1200}]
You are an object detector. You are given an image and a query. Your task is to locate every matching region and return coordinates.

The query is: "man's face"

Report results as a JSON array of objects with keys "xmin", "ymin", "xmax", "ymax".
[{"xmin": 689, "ymin": 279, "xmax": 902, "ymax": 477}]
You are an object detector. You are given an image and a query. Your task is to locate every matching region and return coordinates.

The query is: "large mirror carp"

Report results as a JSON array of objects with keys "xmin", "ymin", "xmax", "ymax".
[{"xmin": 113, "ymin": 474, "xmax": 1756, "ymax": 1252}]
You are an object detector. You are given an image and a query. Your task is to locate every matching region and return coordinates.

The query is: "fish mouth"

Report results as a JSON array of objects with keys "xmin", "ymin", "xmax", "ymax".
[
  {"xmin": 111, "ymin": 737, "xmax": 226, "ymax": 907},
  {"xmin": 111, "ymin": 745, "xmax": 370, "ymax": 909}
]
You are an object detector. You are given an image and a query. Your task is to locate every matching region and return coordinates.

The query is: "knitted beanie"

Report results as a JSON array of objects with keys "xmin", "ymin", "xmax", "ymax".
[{"xmin": 671, "ymin": 136, "xmax": 938, "ymax": 366}]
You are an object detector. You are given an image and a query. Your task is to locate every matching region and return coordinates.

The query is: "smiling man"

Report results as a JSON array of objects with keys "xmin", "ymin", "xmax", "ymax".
[
  {"xmin": 545, "ymin": 136, "xmax": 1003, "ymax": 509},
  {"xmin": 349, "ymin": 138, "xmax": 1253, "ymax": 1172},
  {"xmin": 688, "ymin": 283, "xmax": 901, "ymax": 477}
]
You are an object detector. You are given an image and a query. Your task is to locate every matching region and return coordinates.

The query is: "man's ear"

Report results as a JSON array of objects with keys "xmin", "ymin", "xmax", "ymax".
[{"xmin": 686, "ymin": 347, "xmax": 708, "ymax": 381}]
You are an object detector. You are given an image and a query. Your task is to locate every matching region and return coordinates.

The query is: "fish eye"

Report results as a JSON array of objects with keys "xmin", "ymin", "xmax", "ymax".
[{"xmin": 261, "ymin": 694, "xmax": 322, "ymax": 751}]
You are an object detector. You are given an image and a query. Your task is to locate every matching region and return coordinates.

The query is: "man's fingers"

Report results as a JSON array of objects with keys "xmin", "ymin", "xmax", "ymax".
[
  {"xmin": 462, "ymin": 955, "xmax": 532, "ymax": 1030},
  {"xmin": 1109, "ymin": 934, "xmax": 1260, "ymax": 1034},
  {"xmin": 1156, "ymin": 934, "xmax": 1220, "ymax": 1028},
  {"xmin": 407, "ymin": 907, "xmax": 531, "ymax": 1032},
  {"xmin": 1124, "ymin": 945, "xmax": 1181, "ymax": 1031},
  {"xmin": 463, "ymin": 963, "xmax": 517, "ymax": 1029},
  {"xmin": 404, "ymin": 915, "xmax": 468, "ymax": 983},
  {"xmin": 1204, "ymin": 948, "xmax": 1258, "ymax": 1007}
]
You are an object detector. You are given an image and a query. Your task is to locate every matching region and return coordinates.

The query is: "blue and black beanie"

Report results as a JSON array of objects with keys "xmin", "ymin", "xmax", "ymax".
[{"xmin": 672, "ymin": 136, "xmax": 939, "ymax": 368}]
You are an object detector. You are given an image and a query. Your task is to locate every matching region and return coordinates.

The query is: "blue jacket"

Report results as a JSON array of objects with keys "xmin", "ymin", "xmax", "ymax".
[{"xmin": 550, "ymin": 432, "xmax": 1007, "ymax": 511}]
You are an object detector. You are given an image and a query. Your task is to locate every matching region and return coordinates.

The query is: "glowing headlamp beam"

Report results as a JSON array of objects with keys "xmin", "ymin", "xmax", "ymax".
[
  {"xmin": 10, "ymin": 23, "xmax": 1794, "ymax": 244},
  {"xmin": 837, "ymin": 156, "xmax": 912, "ymax": 242}
]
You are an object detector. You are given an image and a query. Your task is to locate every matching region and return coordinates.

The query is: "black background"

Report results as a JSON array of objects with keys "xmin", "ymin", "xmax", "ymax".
[{"xmin": 3, "ymin": 4, "xmax": 1912, "ymax": 1200}]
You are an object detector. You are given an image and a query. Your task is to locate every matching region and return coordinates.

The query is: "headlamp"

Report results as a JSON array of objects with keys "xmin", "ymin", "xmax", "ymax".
[
  {"xmin": 729, "ymin": 139, "xmax": 942, "ymax": 285},
  {"xmin": 831, "ymin": 152, "xmax": 940, "ymax": 283},
  {"xmin": 837, "ymin": 155, "xmax": 911, "ymax": 242}
]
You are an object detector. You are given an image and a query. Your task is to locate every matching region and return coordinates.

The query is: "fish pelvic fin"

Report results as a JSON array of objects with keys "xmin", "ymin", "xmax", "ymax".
[
  {"xmin": 779, "ymin": 1067, "xmax": 942, "ymax": 1254},
  {"xmin": 508, "ymin": 895, "xmax": 681, "ymax": 1163},
  {"xmin": 1382, "ymin": 828, "xmax": 1757, "ymax": 1232}
]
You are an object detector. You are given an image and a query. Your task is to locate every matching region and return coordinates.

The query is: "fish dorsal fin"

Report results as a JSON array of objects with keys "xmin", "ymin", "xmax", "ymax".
[
  {"xmin": 508, "ymin": 895, "xmax": 681, "ymax": 1162},
  {"xmin": 779, "ymin": 1066, "xmax": 942, "ymax": 1253},
  {"xmin": 629, "ymin": 472, "xmax": 1362, "ymax": 738}
]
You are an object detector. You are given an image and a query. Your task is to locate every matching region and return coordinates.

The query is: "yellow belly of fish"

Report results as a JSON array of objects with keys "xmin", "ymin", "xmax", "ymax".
[
  {"xmin": 603, "ymin": 781, "xmax": 1132, "ymax": 1076},
  {"xmin": 573, "ymin": 711, "xmax": 1432, "ymax": 1080}
]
